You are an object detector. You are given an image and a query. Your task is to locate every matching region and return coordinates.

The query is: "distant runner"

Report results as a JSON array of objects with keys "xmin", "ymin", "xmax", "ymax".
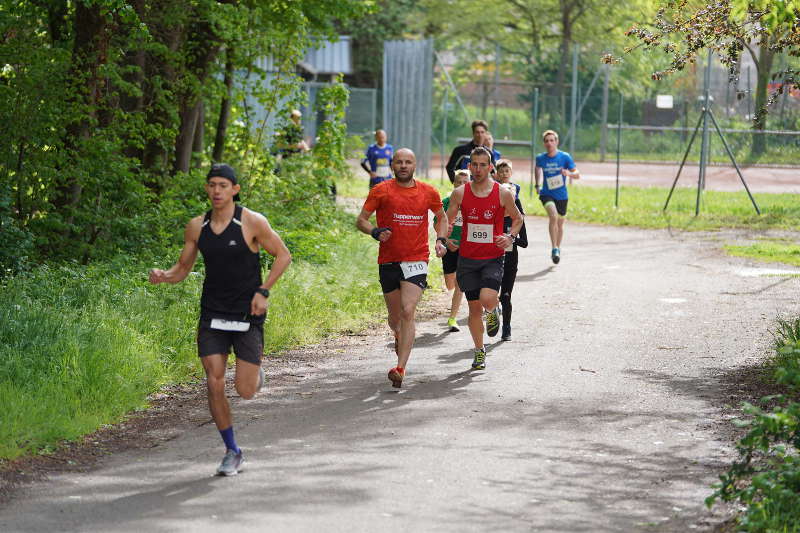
[
  {"xmin": 356, "ymin": 148, "xmax": 448, "ymax": 388},
  {"xmin": 149, "ymin": 163, "xmax": 291, "ymax": 476},
  {"xmin": 495, "ymin": 159, "xmax": 528, "ymax": 341},
  {"xmin": 535, "ymin": 130, "xmax": 580, "ymax": 264},
  {"xmin": 446, "ymin": 147, "xmax": 523, "ymax": 370},
  {"xmin": 360, "ymin": 129, "xmax": 394, "ymax": 189},
  {"xmin": 437, "ymin": 168, "xmax": 471, "ymax": 332}
]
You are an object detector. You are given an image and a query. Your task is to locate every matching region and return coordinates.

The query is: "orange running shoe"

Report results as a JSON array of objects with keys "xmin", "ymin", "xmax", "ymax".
[{"xmin": 388, "ymin": 366, "xmax": 405, "ymax": 388}]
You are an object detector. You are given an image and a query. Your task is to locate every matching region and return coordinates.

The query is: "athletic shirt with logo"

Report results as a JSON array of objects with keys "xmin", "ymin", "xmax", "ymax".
[
  {"xmin": 364, "ymin": 143, "xmax": 394, "ymax": 179},
  {"xmin": 535, "ymin": 150, "xmax": 575, "ymax": 201},
  {"xmin": 198, "ymin": 205, "xmax": 264, "ymax": 324},
  {"xmin": 459, "ymin": 181, "xmax": 505, "ymax": 260},
  {"xmin": 363, "ymin": 179, "xmax": 443, "ymax": 264}
]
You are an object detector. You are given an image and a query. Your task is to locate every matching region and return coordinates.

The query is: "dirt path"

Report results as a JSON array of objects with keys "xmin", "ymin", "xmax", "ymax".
[{"xmin": 2, "ymin": 220, "xmax": 799, "ymax": 532}]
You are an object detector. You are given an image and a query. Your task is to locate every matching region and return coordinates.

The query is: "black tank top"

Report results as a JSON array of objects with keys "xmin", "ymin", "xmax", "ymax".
[{"xmin": 198, "ymin": 205, "xmax": 263, "ymax": 324}]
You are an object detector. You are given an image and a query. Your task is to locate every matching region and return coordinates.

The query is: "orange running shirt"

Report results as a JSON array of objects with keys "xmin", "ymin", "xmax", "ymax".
[{"xmin": 363, "ymin": 179, "xmax": 443, "ymax": 264}]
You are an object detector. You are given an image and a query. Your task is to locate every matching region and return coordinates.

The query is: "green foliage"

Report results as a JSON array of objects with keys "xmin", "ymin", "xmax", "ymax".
[
  {"xmin": 707, "ymin": 318, "xmax": 800, "ymax": 532},
  {"xmin": 0, "ymin": 192, "xmax": 34, "ymax": 276},
  {"xmin": 725, "ymin": 240, "xmax": 800, "ymax": 267}
]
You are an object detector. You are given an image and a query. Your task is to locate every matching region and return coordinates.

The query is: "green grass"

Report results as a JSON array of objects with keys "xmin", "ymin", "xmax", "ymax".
[
  {"xmin": 0, "ymin": 225, "xmax": 393, "ymax": 460},
  {"xmin": 339, "ymin": 173, "xmax": 800, "ymax": 232},
  {"xmin": 724, "ymin": 240, "xmax": 800, "ymax": 267}
]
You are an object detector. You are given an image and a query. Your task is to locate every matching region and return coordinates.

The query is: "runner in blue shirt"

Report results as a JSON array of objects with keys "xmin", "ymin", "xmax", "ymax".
[
  {"xmin": 535, "ymin": 129, "xmax": 580, "ymax": 264},
  {"xmin": 360, "ymin": 129, "xmax": 394, "ymax": 189}
]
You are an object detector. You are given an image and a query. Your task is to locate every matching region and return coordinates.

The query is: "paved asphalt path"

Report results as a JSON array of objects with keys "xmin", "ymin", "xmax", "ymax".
[{"xmin": 2, "ymin": 219, "xmax": 799, "ymax": 532}]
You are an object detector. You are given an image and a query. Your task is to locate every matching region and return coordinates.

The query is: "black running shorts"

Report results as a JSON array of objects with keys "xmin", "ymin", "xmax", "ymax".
[
  {"xmin": 456, "ymin": 255, "xmax": 504, "ymax": 300},
  {"xmin": 379, "ymin": 262, "xmax": 428, "ymax": 293},
  {"xmin": 197, "ymin": 322, "xmax": 263, "ymax": 365},
  {"xmin": 540, "ymin": 195, "xmax": 568, "ymax": 216},
  {"xmin": 441, "ymin": 249, "xmax": 459, "ymax": 275}
]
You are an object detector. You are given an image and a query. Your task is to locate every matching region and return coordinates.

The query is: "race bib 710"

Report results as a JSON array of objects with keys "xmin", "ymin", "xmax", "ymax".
[{"xmin": 400, "ymin": 261, "xmax": 428, "ymax": 279}]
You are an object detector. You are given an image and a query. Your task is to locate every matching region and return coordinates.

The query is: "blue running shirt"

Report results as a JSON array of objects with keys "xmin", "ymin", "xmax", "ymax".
[
  {"xmin": 363, "ymin": 144, "xmax": 394, "ymax": 180},
  {"xmin": 535, "ymin": 151, "xmax": 575, "ymax": 201}
]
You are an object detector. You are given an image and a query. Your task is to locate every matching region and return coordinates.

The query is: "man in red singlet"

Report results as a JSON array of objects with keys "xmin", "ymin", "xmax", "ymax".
[
  {"xmin": 445, "ymin": 147, "xmax": 523, "ymax": 370},
  {"xmin": 356, "ymin": 148, "xmax": 448, "ymax": 388}
]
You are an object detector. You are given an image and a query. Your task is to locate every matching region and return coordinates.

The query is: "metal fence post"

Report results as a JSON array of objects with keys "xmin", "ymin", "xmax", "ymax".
[
  {"xmin": 530, "ymin": 87, "xmax": 539, "ymax": 197},
  {"xmin": 615, "ymin": 93, "xmax": 623, "ymax": 208},
  {"xmin": 600, "ymin": 64, "xmax": 610, "ymax": 161},
  {"xmin": 569, "ymin": 46, "xmax": 578, "ymax": 155}
]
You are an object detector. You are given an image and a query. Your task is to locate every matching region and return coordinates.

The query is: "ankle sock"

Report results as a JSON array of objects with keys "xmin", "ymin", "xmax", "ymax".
[{"xmin": 219, "ymin": 426, "xmax": 240, "ymax": 454}]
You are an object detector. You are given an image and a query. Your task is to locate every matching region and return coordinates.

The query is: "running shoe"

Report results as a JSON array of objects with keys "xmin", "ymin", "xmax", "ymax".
[
  {"xmin": 388, "ymin": 366, "xmax": 405, "ymax": 388},
  {"xmin": 217, "ymin": 449, "xmax": 244, "ymax": 476},
  {"xmin": 486, "ymin": 308, "xmax": 500, "ymax": 337},
  {"xmin": 471, "ymin": 348, "xmax": 486, "ymax": 370},
  {"xmin": 257, "ymin": 366, "xmax": 265, "ymax": 391},
  {"xmin": 447, "ymin": 317, "xmax": 460, "ymax": 332},
  {"xmin": 551, "ymin": 248, "xmax": 560, "ymax": 264},
  {"xmin": 501, "ymin": 323, "xmax": 511, "ymax": 341}
]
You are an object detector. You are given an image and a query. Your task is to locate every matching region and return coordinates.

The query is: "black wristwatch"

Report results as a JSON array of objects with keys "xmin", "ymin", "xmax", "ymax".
[
  {"xmin": 436, "ymin": 237, "xmax": 448, "ymax": 245},
  {"xmin": 507, "ymin": 233, "xmax": 517, "ymax": 242},
  {"xmin": 255, "ymin": 287, "xmax": 270, "ymax": 299}
]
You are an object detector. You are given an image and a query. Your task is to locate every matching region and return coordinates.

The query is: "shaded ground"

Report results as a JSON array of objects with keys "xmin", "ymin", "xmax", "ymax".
[{"xmin": 2, "ymin": 220, "xmax": 800, "ymax": 532}]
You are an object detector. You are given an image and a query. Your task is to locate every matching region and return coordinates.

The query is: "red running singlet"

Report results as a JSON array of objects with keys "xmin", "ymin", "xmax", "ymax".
[{"xmin": 458, "ymin": 181, "xmax": 505, "ymax": 260}]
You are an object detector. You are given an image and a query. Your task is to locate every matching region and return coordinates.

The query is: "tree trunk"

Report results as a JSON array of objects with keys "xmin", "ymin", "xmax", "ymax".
[
  {"xmin": 193, "ymin": 101, "xmax": 205, "ymax": 154},
  {"xmin": 751, "ymin": 43, "xmax": 775, "ymax": 157},
  {"xmin": 213, "ymin": 53, "xmax": 235, "ymax": 162},
  {"xmin": 55, "ymin": 2, "xmax": 111, "ymax": 214},
  {"xmin": 174, "ymin": 100, "xmax": 202, "ymax": 173}
]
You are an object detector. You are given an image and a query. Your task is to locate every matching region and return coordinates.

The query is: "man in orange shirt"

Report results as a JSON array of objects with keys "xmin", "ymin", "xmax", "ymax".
[{"xmin": 357, "ymin": 148, "xmax": 449, "ymax": 388}]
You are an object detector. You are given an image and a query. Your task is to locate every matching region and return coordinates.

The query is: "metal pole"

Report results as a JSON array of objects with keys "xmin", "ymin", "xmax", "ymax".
[
  {"xmin": 569, "ymin": 45, "xmax": 578, "ymax": 155},
  {"xmin": 664, "ymin": 112, "xmax": 705, "ymax": 211},
  {"xmin": 600, "ymin": 64, "xmax": 610, "ymax": 161},
  {"xmin": 707, "ymin": 109, "xmax": 761, "ymax": 214},
  {"xmin": 615, "ymin": 93, "xmax": 622, "ymax": 208},
  {"xmin": 698, "ymin": 50, "xmax": 712, "ymax": 204},
  {"xmin": 441, "ymin": 86, "xmax": 448, "ymax": 183},
  {"xmin": 746, "ymin": 65, "xmax": 752, "ymax": 121},
  {"xmin": 531, "ymin": 87, "xmax": 539, "ymax": 197}
]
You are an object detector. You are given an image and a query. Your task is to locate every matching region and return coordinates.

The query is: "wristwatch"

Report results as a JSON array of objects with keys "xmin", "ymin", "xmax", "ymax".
[
  {"xmin": 255, "ymin": 287, "xmax": 270, "ymax": 299},
  {"xmin": 507, "ymin": 233, "xmax": 517, "ymax": 242},
  {"xmin": 436, "ymin": 237, "xmax": 448, "ymax": 245}
]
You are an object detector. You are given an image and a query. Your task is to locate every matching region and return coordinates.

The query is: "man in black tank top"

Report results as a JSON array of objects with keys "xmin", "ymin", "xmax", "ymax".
[{"xmin": 149, "ymin": 163, "xmax": 292, "ymax": 476}]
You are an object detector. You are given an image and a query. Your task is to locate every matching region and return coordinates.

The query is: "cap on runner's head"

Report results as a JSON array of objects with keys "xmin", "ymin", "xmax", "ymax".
[
  {"xmin": 207, "ymin": 163, "xmax": 237, "ymax": 185},
  {"xmin": 207, "ymin": 163, "xmax": 240, "ymax": 201}
]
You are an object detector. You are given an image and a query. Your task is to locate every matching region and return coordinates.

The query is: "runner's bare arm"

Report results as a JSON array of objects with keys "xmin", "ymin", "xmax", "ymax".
[
  {"xmin": 561, "ymin": 166, "xmax": 580, "ymax": 180},
  {"xmin": 433, "ymin": 207, "xmax": 448, "ymax": 258},
  {"xmin": 534, "ymin": 165, "xmax": 542, "ymax": 191},
  {"xmin": 247, "ymin": 211, "xmax": 291, "ymax": 316},
  {"xmin": 356, "ymin": 207, "xmax": 392, "ymax": 242},
  {"xmin": 250, "ymin": 212, "xmax": 292, "ymax": 290},
  {"xmin": 149, "ymin": 217, "xmax": 201, "ymax": 284}
]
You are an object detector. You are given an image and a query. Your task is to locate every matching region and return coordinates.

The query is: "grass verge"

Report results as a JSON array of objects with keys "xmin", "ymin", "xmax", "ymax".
[
  {"xmin": 724, "ymin": 239, "xmax": 800, "ymax": 267},
  {"xmin": 0, "ymin": 223, "xmax": 389, "ymax": 461}
]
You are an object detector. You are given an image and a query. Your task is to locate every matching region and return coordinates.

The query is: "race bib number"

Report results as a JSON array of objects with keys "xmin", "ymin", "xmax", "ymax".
[
  {"xmin": 376, "ymin": 165, "xmax": 391, "ymax": 178},
  {"xmin": 400, "ymin": 261, "xmax": 428, "ymax": 279},
  {"xmin": 546, "ymin": 174, "xmax": 565, "ymax": 190},
  {"xmin": 210, "ymin": 319, "xmax": 251, "ymax": 332},
  {"xmin": 453, "ymin": 213, "xmax": 463, "ymax": 227},
  {"xmin": 467, "ymin": 223, "xmax": 493, "ymax": 243}
]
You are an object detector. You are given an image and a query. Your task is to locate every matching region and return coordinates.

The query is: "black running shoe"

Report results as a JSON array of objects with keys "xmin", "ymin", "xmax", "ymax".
[
  {"xmin": 551, "ymin": 248, "xmax": 560, "ymax": 264},
  {"xmin": 501, "ymin": 324, "xmax": 511, "ymax": 341}
]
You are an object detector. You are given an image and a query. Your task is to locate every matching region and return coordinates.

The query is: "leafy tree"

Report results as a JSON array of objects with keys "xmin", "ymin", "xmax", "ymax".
[{"xmin": 621, "ymin": 0, "xmax": 800, "ymax": 156}]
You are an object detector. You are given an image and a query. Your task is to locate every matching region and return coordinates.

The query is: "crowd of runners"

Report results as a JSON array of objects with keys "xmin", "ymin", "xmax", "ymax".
[{"xmin": 149, "ymin": 120, "xmax": 579, "ymax": 476}]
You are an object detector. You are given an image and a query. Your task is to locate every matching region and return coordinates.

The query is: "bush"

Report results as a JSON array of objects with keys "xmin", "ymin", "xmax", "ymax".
[
  {"xmin": 0, "ymin": 192, "xmax": 34, "ymax": 277},
  {"xmin": 707, "ymin": 317, "xmax": 800, "ymax": 532}
]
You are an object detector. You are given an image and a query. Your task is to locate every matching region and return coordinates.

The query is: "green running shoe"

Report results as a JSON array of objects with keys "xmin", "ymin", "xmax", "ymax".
[
  {"xmin": 485, "ymin": 308, "xmax": 500, "ymax": 337},
  {"xmin": 447, "ymin": 317, "xmax": 460, "ymax": 332},
  {"xmin": 471, "ymin": 348, "xmax": 486, "ymax": 370}
]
